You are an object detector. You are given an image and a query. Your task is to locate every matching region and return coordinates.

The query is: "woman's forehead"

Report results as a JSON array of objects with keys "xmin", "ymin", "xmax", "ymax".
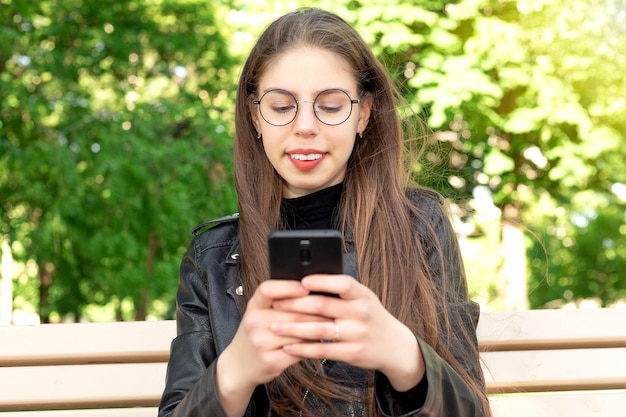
[{"xmin": 257, "ymin": 46, "xmax": 358, "ymax": 95}]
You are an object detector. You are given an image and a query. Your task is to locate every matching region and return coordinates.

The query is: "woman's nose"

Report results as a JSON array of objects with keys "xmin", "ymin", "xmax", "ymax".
[{"xmin": 292, "ymin": 101, "xmax": 319, "ymax": 134}]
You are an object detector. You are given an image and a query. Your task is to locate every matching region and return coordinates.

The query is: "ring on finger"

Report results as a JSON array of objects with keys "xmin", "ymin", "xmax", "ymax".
[{"xmin": 320, "ymin": 321, "xmax": 340, "ymax": 343}]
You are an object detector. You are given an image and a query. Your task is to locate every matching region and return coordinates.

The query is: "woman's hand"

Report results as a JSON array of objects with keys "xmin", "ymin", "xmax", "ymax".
[
  {"xmin": 216, "ymin": 279, "xmax": 327, "ymax": 417},
  {"xmin": 270, "ymin": 274, "xmax": 426, "ymax": 392}
]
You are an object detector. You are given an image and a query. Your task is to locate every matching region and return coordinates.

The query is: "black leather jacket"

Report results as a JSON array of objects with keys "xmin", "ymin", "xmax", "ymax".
[{"xmin": 158, "ymin": 190, "xmax": 487, "ymax": 416}]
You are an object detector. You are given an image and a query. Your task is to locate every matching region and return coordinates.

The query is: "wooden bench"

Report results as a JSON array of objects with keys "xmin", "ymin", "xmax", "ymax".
[
  {"xmin": 0, "ymin": 309, "xmax": 624, "ymax": 416},
  {"xmin": 479, "ymin": 308, "xmax": 626, "ymax": 417},
  {"xmin": 0, "ymin": 320, "xmax": 174, "ymax": 417}
]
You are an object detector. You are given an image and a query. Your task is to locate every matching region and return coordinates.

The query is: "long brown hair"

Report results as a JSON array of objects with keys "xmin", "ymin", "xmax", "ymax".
[{"xmin": 234, "ymin": 8, "xmax": 490, "ymax": 416}]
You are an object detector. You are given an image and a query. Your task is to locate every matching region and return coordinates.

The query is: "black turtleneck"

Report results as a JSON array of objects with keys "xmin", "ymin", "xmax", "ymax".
[{"xmin": 280, "ymin": 183, "xmax": 344, "ymax": 229}]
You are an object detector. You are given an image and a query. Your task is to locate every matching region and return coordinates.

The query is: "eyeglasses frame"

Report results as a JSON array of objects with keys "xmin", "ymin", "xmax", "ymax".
[{"xmin": 252, "ymin": 88, "xmax": 361, "ymax": 126}]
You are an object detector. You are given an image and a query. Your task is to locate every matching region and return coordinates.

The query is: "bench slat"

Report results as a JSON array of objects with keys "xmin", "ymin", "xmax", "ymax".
[
  {"xmin": 0, "ymin": 363, "xmax": 167, "ymax": 411},
  {"xmin": 482, "ymin": 348, "xmax": 626, "ymax": 393},
  {"xmin": 477, "ymin": 309, "xmax": 626, "ymax": 351},
  {"xmin": 0, "ymin": 321, "xmax": 176, "ymax": 366},
  {"xmin": 2, "ymin": 391, "xmax": 623, "ymax": 417},
  {"xmin": 489, "ymin": 390, "xmax": 626, "ymax": 417},
  {"xmin": 0, "ymin": 408, "xmax": 158, "ymax": 417},
  {"xmin": 2, "ymin": 348, "xmax": 624, "ymax": 408}
]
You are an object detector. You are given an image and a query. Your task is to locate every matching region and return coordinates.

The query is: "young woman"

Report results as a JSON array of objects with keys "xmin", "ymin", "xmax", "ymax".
[{"xmin": 158, "ymin": 8, "xmax": 490, "ymax": 417}]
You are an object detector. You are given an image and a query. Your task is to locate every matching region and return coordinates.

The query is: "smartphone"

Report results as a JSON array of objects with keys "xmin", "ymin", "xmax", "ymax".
[{"xmin": 268, "ymin": 230, "xmax": 343, "ymax": 282}]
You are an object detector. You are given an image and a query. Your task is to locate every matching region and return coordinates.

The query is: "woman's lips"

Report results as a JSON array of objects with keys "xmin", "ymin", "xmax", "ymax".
[{"xmin": 288, "ymin": 151, "xmax": 325, "ymax": 171}]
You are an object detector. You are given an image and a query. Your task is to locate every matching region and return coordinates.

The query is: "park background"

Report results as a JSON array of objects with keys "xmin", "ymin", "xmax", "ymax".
[{"xmin": 1, "ymin": 0, "xmax": 624, "ymax": 324}]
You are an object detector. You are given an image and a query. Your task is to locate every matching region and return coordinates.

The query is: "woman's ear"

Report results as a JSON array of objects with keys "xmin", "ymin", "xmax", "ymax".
[
  {"xmin": 357, "ymin": 94, "xmax": 372, "ymax": 134},
  {"xmin": 249, "ymin": 102, "xmax": 262, "ymax": 135}
]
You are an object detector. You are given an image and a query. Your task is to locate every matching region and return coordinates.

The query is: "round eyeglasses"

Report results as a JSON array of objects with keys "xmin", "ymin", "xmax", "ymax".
[{"xmin": 252, "ymin": 89, "xmax": 360, "ymax": 126}]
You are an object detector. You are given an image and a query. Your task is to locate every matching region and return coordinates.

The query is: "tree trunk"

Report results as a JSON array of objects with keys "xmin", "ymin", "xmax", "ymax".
[
  {"xmin": 498, "ymin": 203, "xmax": 529, "ymax": 310},
  {"xmin": 1, "ymin": 240, "xmax": 14, "ymax": 325},
  {"xmin": 135, "ymin": 229, "xmax": 158, "ymax": 321},
  {"xmin": 38, "ymin": 261, "xmax": 54, "ymax": 323}
]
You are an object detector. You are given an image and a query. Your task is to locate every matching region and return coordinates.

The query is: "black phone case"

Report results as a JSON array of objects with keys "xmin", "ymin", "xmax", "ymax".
[{"xmin": 268, "ymin": 229, "xmax": 343, "ymax": 280}]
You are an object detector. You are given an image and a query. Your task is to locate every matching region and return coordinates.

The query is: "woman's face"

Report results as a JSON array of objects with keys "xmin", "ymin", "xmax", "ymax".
[{"xmin": 251, "ymin": 46, "xmax": 371, "ymax": 198}]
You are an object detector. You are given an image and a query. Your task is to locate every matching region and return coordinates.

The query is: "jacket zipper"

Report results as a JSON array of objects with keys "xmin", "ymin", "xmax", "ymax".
[{"xmin": 300, "ymin": 359, "xmax": 327, "ymax": 417}]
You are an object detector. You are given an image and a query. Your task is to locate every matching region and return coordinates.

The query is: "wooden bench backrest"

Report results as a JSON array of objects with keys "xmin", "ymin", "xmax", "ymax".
[
  {"xmin": 478, "ymin": 308, "xmax": 626, "ymax": 392},
  {"xmin": 0, "ymin": 309, "xmax": 625, "ymax": 417},
  {"xmin": 0, "ymin": 320, "xmax": 175, "ymax": 416},
  {"xmin": 478, "ymin": 308, "xmax": 626, "ymax": 417}
]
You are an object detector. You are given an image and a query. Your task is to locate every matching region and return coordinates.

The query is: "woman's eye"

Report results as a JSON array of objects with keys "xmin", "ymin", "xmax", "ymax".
[
  {"xmin": 270, "ymin": 104, "xmax": 295, "ymax": 113},
  {"xmin": 317, "ymin": 104, "xmax": 342, "ymax": 113}
]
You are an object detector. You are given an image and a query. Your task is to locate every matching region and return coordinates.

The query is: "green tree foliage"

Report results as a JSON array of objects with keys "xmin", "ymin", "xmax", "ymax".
[
  {"xmin": 527, "ymin": 192, "xmax": 626, "ymax": 308},
  {"xmin": 343, "ymin": 0, "xmax": 626, "ymax": 307},
  {"xmin": 2, "ymin": 0, "xmax": 624, "ymax": 320},
  {"xmin": 1, "ymin": 0, "xmax": 238, "ymax": 321}
]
